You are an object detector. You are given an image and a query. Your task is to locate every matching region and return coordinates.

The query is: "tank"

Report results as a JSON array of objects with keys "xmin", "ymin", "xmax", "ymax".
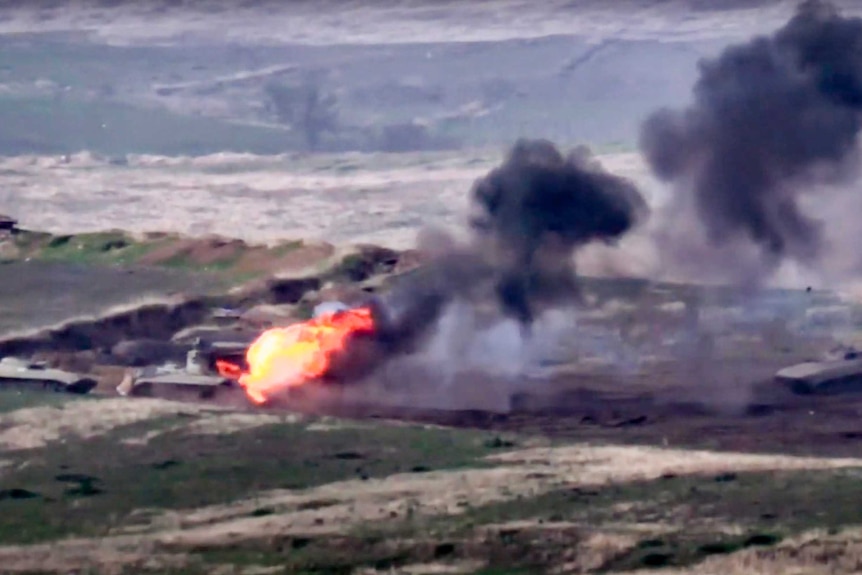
[
  {"xmin": 165, "ymin": 329, "xmax": 252, "ymax": 372},
  {"xmin": 775, "ymin": 346, "xmax": 862, "ymax": 394},
  {"xmin": 116, "ymin": 342, "xmax": 242, "ymax": 401},
  {"xmin": 116, "ymin": 368, "xmax": 237, "ymax": 400},
  {"xmin": 0, "ymin": 356, "xmax": 97, "ymax": 394}
]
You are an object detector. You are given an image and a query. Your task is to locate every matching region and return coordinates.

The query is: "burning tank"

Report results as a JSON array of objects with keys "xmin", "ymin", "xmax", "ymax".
[
  {"xmin": 217, "ymin": 304, "xmax": 378, "ymax": 405},
  {"xmin": 0, "ymin": 357, "xmax": 97, "ymax": 394},
  {"xmin": 117, "ymin": 339, "xmax": 243, "ymax": 401},
  {"xmin": 775, "ymin": 346, "xmax": 862, "ymax": 395}
]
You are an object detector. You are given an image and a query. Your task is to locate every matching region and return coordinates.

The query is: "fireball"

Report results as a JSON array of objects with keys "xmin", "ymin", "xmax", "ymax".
[{"xmin": 219, "ymin": 307, "xmax": 375, "ymax": 404}]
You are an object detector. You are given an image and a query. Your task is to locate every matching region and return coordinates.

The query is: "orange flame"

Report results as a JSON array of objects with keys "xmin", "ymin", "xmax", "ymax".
[
  {"xmin": 216, "ymin": 359, "xmax": 243, "ymax": 379},
  {"xmin": 227, "ymin": 307, "xmax": 375, "ymax": 404}
]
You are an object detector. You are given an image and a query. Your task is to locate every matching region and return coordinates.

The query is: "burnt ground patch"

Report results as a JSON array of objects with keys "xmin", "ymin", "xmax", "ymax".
[{"xmin": 0, "ymin": 414, "xmax": 512, "ymax": 544}]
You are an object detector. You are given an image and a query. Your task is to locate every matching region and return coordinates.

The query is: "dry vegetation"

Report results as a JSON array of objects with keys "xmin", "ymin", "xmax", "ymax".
[
  {"xmin": 2, "ymin": 391, "xmax": 862, "ymax": 574},
  {"xmin": 0, "ymin": 150, "xmax": 658, "ymax": 249}
]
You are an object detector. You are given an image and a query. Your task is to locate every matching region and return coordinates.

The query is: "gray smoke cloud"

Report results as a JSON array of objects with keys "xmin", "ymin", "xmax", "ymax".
[{"xmin": 640, "ymin": 0, "xmax": 862, "ymax": 285}]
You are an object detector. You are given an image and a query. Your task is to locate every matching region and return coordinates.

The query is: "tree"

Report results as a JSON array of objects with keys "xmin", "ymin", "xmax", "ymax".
[{"xmin": 264, "ymin": 81, "xmax": 339, "ymax": 151}]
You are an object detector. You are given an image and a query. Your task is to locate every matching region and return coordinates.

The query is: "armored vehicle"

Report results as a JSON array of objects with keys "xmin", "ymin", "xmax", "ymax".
[
  {"xmin": 116, "ymin": 341, "xmax": 241, "ymax": 401},
  {"xmin": 775, "ymin": 346, "xmax": 862, "ymax": 395},
  {"xmin": 116, "ymin": 368, "xmax": 237, "ymax": 400},
  {"xmin": 0, "ymin": 357, "xmax": 97, "ymax": 394}
]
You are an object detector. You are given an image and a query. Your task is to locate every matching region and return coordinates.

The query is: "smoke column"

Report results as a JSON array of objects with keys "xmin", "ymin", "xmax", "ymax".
[
  {"xmin": 469, "ymin": 139, "xmax": 648, "ymax": 327},
  {"xmin": 639, "ymin": 0, "xmax": 862, "ymax": 285},
  {"xmin": 321, "ymin": 139, "xmax": 648, "ymax": 411},
  {"xmin": 369, "ymin": 138, "xmax": 648, "ymax": 351}
]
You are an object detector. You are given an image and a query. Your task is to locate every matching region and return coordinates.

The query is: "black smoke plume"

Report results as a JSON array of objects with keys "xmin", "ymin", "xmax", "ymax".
[
  {"xmin": 368, "ymin": 138, "xmax": 647, "ymax": 351},
  {"xmin": 640, "ymin": 0, "xmax": 862, "ymax": 279},
  {"xmin": 469, "ymin": 139, "xmax": 647, "ymax": 325}
]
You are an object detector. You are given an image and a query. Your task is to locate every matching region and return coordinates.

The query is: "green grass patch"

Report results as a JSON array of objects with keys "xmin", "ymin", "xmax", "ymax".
[
  {"xmin": 0, "ymin": 387, "xmax": 84, "ymax": 414},
  {"xmin": 9, "ymin": 231, "xmax": 310, "ymax": 280},
  {"xmin": 160, "ymin": 251, "xmax": 238, "ymax": 272},
  {"xmin": 36, "ymin": 231, "xmax": 140, "ymax": 262},
  {"xmin": 13, "ymin": 229, "xmax": 162, "ymax": 266},
  {"xmin": 0, "ymin": 414, "xmax": 515, "ymax": 544}
]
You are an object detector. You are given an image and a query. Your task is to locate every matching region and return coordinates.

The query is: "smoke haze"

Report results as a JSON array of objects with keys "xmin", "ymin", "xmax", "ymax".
[
  {"xmin": 639, "ymin": 0, "xmax": 862, "ymax": 287},
  {"xmin": 469, "ymin": 139, "xmax": 648, "ymax": 326}
]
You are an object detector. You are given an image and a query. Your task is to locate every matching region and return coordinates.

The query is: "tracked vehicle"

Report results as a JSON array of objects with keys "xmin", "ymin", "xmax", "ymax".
[
  {"xmin": 0, "ymin": 357, "xmax": 97, "ymax": 394},
  {"xmin": 116, "ymin": 368, "xmax": 237, "ymax": 400},
  {"xmin": 775, "ymin": 346, "xmax": 862, "ymax": 395},
  {"xmin": 117, "ymin": 339, "xmax": 243, "ymax": 401}
]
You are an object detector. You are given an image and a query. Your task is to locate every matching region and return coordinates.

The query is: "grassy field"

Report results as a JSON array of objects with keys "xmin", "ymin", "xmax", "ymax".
[
  {"xmin": 0, "ymin": 392, "xmax": 501, "ymax": 545},
  {"xmin": 1, "ymin": 390, "xmax": 862, "ymax": 574},
  {"xmin": 0, "ymin": 171, "xmax": 858, "ymax": 573}
]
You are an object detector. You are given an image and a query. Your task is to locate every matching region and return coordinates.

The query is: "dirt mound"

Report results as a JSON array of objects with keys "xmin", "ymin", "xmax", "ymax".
[
  {"xmin": 0, "ymin": 242, "xmax": 416, "ymax": 373},
  {"xmin": 0, "ymin": 297, "xmax": 213, "ymax": 358},
  {"xmin": 137, "ymin": 235, "xmax": 247, "ymax": 267},
  {"xmin": 2, "ymin": 228, "xmax": 341, "ymax": 279}
]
